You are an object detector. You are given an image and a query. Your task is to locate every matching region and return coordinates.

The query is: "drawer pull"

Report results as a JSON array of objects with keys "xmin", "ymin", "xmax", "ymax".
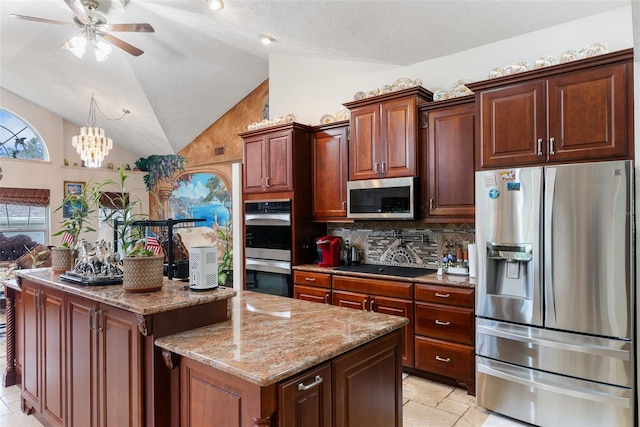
[
  {"xmin": 434, "ymin": 292, "xmax": 450, "ymax": 298},
  {"xmin": 324, "ymin": 294, "xmax": 329, "ymax": 304},
  {"xmin": 304, "ymin": 277, "xmax": 316, "ymax": 282},
  {"xmin": 435, "ymin": 356, "xmax": 451, "ymax": 363},
  {"xmin": 361, "ymin": 299, "xmax": 367, "ymax": 311},
  {"xmin": 298, "ymin": 375, "xmax": 323, "ymax": 391},
  {"xmin": 435, "ymin": 320, "xmax": 451, "ymax": 326}
]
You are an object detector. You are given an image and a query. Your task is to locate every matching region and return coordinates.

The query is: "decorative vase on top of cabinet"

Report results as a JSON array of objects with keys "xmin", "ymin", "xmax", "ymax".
[
  {"xmin": 419, "ymin": 96, "xmax": 476, "ymax": 223},
  {"xmin": 343, "ymin": 86, "xmax": 433, "ymax": 181},
  {"xmin": 468, "ymin": 48, "xmax": 634, "ymax": 169}
]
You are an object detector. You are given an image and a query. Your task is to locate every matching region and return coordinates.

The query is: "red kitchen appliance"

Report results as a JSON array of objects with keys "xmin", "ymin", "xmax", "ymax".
[{"xmin": 316, "ymin": 236, "xmax": 341, "ymax": 267}]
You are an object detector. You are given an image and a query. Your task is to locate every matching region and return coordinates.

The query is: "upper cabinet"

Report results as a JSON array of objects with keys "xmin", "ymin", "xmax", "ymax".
[
  {"xmin": 240, "ymin": 123, "xmax": 314, "ymax": 194},
  {"xmin": 420, "ymin": 97, "xmax": 476, "ymax": 222},
  {"xmin": 468, "ymin": 48, "xmax": 634, "ymax": 169},
  {"xmin": 344, "ymin": 87, "xmax": 433, "ymax": 180},
  {"xmin": 311, "ymin": 121, "xmax": 350, "ymax": 221}
]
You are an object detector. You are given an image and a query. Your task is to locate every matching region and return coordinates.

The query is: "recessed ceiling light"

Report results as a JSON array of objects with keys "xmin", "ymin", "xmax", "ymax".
[
  {"xmin": 259, "ymin": 34, "xmax": 275, "ymax": 45},
  {"xmin": 206, "ymin": 0, "xmax": 224, "ymax": 10}
]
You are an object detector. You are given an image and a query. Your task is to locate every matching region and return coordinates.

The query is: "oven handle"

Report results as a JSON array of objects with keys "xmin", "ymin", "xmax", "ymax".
[
  {"xmin": 246, "ymin": 258, "xmax": 291, "ymax": 275},
  {"xmin": 245, "ymin": 214, "xmax": 291, "ymax": 226}
]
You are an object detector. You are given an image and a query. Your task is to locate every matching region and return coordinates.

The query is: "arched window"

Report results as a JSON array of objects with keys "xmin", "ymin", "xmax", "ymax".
[{"xmin": 0, "ymin": 108, "xmax": 48, "ymax": 161}]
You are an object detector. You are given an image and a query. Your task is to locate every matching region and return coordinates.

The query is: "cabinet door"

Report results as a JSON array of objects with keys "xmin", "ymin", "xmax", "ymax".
[
  {"xmin": 279, "ymin": 363, "xmax": 331, "ymax": 427},
  {"xmin": 265, "ymin": 130, "xmax": 293, "ymax": 192},
  {"xmin": 349, "ymin": 104, "xmax": 380, "ymax": 180},
  {"xmin": 312, "ymin": 126, "xmax": 349, "ymax": 219},
  {"xmin": 243, "ymin": 135, "xmax": 267, "ymax": 193},
  {"xmin": 372, "ymin": 295, "xmax": 414, "ymax": 368},
  {"xmin": 67, "ymin": 294, "xmax": 98, "ymax": 427},
  {"xmin": 333, "ymin": 330, "xmax": 403, "ymax": 427},
  {"xmin": 381, "ymin": 97, "xmax": 417, "ymax": 178},
  {"xmin": 21, "ymin": 281, "xmax": 40, "ymax": 409},
  {"xmin": 425, "ymin": 102, "xmax": 475, "ymax": 221},
  {"xmin": 332, "ymin": 290, "xmax": 368, "ymax": 311},
  {"xmin": 479, "ymin": 80, "xmax": 546, "ymax": 168},
  {"xmin": 15, "ymin": 287, "xmax": 23, "ymax": 384},
  {"xmin": 41, "ymin": 287, "xmax": 65, "ymax": 427},
  {"xmin": 97, "ymin": 304, "xmax": 142, "ymax": 427},
  {"xmin": 294, "ymin": 285, "xmax": 331, "ymax": 305},
  {"xmin": 547, "ymin": 63, "xmax": 630, "ymax": 162}
]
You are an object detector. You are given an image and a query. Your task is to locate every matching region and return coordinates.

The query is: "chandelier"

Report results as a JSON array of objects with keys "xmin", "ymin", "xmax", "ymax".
[{"xmin": 72, "ymin": 94, "xmax": 113, "ymax": 168}]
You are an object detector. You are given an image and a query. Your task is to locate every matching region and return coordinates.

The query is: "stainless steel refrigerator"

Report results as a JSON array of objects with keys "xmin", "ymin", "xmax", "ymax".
[{"xmin": 475, "ymin": 160, "xmax": 635, "ymax": 426}]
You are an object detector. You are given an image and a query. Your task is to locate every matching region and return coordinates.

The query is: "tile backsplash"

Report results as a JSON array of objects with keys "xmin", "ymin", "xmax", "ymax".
[{"xmin": 328, "ymin": 221, "xmax": 475, "ymax": 269}]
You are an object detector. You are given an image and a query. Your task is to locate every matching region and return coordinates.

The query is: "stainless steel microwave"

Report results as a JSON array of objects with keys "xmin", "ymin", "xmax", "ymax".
[{"xmin": 347, "ymin": 177, "xmax": 418, "ymax": 220}]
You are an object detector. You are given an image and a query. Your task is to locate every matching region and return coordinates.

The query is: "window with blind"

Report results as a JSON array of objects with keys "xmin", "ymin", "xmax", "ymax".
[{"xmin": 0, "ymin": 187, "xmax": 50, "ymax": 244}]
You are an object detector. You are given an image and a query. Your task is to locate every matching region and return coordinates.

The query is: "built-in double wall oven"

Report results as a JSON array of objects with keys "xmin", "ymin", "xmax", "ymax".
[{"xmin": 244, "ymin": 200, "xmax": 293, "ymax": 297}]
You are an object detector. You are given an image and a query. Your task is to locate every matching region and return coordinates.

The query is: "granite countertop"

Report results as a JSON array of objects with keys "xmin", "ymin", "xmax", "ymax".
[
  {"xmin": 155, "ymin": 290, "xmax": 408, "ymax": 387},
  {"xmin": 14, "ymin": 268, "xmax": 236, "ymax": 315},
  {"xmin": 293, "ymin": 263, "xmax": 476, "ymax": 288}
]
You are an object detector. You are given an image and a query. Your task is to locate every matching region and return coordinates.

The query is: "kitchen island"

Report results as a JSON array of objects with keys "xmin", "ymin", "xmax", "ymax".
[
  {"xmin": 155, "ymin": 290, "xmax": 408, "ymax": 427},
  {"xmin": 4, "ymin": 268, "xmax": 236, "ymax": 427}
]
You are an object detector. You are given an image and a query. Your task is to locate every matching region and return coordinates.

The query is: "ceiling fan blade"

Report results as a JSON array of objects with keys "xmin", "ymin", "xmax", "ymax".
[
  {"xmin": 10, "ymin": 14, "xmax": 76, "ymax": 27},
  {"xmin": 109, "ymin": 23, "xmax": 154, "ymax": 33},
  {"xmin": 100, "ymin": 32, "xmax": 144, "ymax": 56},
  {"xmin": 64, "ymin": 0, "xmax": 92, "ymax": 25}
]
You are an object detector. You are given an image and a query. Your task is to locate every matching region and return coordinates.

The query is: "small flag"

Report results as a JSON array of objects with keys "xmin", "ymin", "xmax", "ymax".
[
  {"xmin": 145, "ymin": 232, "xmax": 163, "ymax": 255},
  {"xmin": 61, "ymin": 231, "xmax": 74, "ymax": 246}
]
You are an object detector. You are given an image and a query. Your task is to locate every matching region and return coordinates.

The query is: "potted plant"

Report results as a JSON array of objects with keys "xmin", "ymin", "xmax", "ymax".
[
  {"xmin": 215, "ymin": 220, "xmax": 232, "ymax": 286},
  {"xmin": 134, "ymin": 154, "xmax": 186, "ymax": 191},
  {"xmin": 51, "ymin": 179, "xmax": 96, "ymax": 272},
  {"xmin": 95, "ymin": 166, "xmax": 164, "ymax": 292}
]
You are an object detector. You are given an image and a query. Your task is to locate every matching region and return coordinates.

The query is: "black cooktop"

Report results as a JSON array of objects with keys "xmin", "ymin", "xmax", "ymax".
[{"xmin": 333, "ymin": 264, "xmax": 436, "ymax": 278}]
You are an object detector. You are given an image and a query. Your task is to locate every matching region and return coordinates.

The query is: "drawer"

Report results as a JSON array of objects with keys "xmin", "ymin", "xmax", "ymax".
[
  {"xmin": 415, "ymin": 302, "xmax": 474, "ymax": 345},
  {"xmin": 294, "ymin": 285, "xmax": 331, "ymax": 304},
  {"xmin": 415, "ymin": 284, "xmax": 474, "ymax": 308},
  {"xmin": 332, "ymin": 275, "xmax": 413, "ymax": 299},
  {"xmin": 293, "ymin": 271, "xmax": 331, "ymax": 289},
  {"xmin": 415, "ymin": 336, "xmax": 474, "ymax": 382}
]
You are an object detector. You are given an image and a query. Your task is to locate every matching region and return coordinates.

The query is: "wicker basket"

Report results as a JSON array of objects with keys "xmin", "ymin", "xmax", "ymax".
[
  {"xmin": 122, "ymin": 255, "xmax": 165, "ymax": 293},
  {"xmin": 51, "ymin": 247, "xmax": 72, "ymax": 273}
]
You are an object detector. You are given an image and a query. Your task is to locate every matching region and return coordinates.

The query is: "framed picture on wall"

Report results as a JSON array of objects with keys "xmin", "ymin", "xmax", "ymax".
[{"xmin": 63, "ymin": 181, "xmax": 85, "ymax": 218}]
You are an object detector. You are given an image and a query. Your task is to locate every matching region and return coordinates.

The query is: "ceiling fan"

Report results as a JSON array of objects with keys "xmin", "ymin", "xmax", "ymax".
[{"xmin": 10, "ymin": 0, "xmax": 154, "ymax": 57}]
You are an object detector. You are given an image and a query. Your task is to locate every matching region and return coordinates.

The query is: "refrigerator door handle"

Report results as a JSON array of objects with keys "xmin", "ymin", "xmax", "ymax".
[
  {"xmin": 477, "ymin": 362, "xmax": 631, "ymax": 407},
  {"xmin": 477, "ymin": 323, "xmax": 630, "ymax": 359},
  {"xmin": 544, "ymin": 167, "xmax": 557, "ymax": 325}
]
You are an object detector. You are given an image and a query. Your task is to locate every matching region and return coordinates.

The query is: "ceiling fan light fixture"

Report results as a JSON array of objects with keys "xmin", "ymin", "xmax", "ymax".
[
  {"xmin": 259, "ymin": 34, "xmax": 275, "ymax": 45},
  {"xmin": 94, "ymin": 40, "xmax": 112, "ymax": 61},
  {"xmin": 72, "ymin": 94, "xmax": 113, "ymax": 168},
  {"xmin": 207, "ymin": 0, "xmax": 224, "ymax": 10},
  {"xmin": 62, "ymin": 35, "xmax": 88, "ymax": 58}
]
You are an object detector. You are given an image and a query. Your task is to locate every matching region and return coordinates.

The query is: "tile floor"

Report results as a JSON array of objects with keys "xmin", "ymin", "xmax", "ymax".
[{"xmin": 0, "ymin": 309, "xmax": 527, "ymax": 427}]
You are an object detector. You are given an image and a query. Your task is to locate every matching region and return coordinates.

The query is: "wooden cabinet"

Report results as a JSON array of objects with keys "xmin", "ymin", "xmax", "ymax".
[
  {"xmin": 21, "ymin": 279, "xmax": 65, "ymax": 427},
  {"xmin": 420, "ymin": 97, "xmax": 476, "ymax": 222},
  {"xmin": 414, "ymin": 283, "xmax": 475, "ymax": 395},
  {"xmin": 332, "ymin": 276, "xmax": 414, "ymax": 368},
  {"xmin": 279, "ymin": 363, "xmax": 332, "ymax": 427},
  {"xmin": 344, "ymin": 87, "xmax": 432, "ymax": 180},
  {"xmin": 311, "ymin": 122, "xmax": 349, "ymax": 221},
  {"xmin": 66, "ymin": 294, "xmax": 142, "ymax": 427},
  {"xmin": 293, "ymin": 271, "xmax": 331, "ymax": 304},
  {"xmin": 469, "ymin": 49, "xmax": 634, "ymax": 168},
  {"xmin": 241, "ymin": 123, "xmax": 314, "ymax": 194}
]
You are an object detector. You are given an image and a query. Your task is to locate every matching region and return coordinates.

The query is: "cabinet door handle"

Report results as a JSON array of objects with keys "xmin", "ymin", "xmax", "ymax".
[
  {"xmin": 549, "ymin": 137, "xmax": 555, "ymax": 155},
  {"xmin": 298, "ymin": 375, "xmax": 323, "ymax": 391},
  {"xmin": 89, "ymin": 309, "xmax": 96, "ymax": 331},
  {"xmin": 265, "ymin": 176, "xmax": 271, "ymax": 188},
  {"xmin": 369, "ymin": 299, "xmax": 375, "ymax": 312},
  {"xmin": 381, "ymin": 162, "xmax": 386, "ymax": 174},
  {"xmin": 434, "ymin": 292, "xmax": 450, "ymax": 298},
  {"xmin": 304, "ymin": 277, "xmax": 316, "ymax": 282},
  {"xmin": 33, "ymin": 290, "xmax": 38, "ymax": 308},
  {"xmin": 373, "ymin": 162, "xmax": 379, "ymax": 173},
  {"xmin": 537, "ymin": 138, "xmax": 543, "ymax": 156},
  {"xmin": 361, "ymin": 299, "xmax": 367, "ymax": 311},
  {"xmin": 96, "ymin": 309, "xmax": 103, "ymax": 332},
  {"xmin": 261, "ymin": 177, "xmax": 265, "ymax": 188},
  {"xmin": 342, "ymin": 201, "xmax": 346, "ymax": 211},
  {"xmin": 429, "ymin": 198, "xmax": 434, "ymax": 211},
  {"xmin": 435, "ymin": 320, "xmax": 451, "ymax": 326},
  {"xmin": 435, "ymin": 356, "xmax": 451, "ymax": 363}
]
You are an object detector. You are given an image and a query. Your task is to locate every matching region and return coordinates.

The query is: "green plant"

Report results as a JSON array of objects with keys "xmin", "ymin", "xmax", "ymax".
[
  {"xmin": 25, "ymin": 245, "xmax": 49, "ymax": 268},
  {"xmin": 134, "ymin": 154, "xmax": 187, "ymax": 191},
  {"xmin": 94, "ymin": 165, "xmax": 154, "ymax": 257},
  {"xmin": 53, "ymin": 179, "xmax": 96, "ymax": 248},
  {"xmin": 215, "ymin": 221, "xmax": 232, "ymax": 285}
]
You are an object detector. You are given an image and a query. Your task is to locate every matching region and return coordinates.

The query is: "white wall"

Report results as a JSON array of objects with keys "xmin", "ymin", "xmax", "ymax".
[
  {"xmin": 269, "ymin": 6, "xmax": 634, "ymax": 125},
  {"xmin": 0, "ymin": 87, "xmax": 148, "ymax": 246}
]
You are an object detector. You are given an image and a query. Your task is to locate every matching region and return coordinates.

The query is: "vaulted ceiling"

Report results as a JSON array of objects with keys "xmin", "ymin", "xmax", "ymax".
[{"xmin": 0, "ymin": 0, "xmax": 629, "ymax": 158}]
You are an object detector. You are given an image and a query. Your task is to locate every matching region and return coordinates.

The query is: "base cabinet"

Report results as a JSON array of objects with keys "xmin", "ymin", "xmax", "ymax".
[
  {"xmin": 171, "ymin": 330, "xmax": 403, "ymax": 427},
  {"xmin": 21, "ymin": 280, "xmax": 65, "ymax": 427},
  {"xmin": 66, "ymin": 294, "xmax": 142, "ymax": 427}
]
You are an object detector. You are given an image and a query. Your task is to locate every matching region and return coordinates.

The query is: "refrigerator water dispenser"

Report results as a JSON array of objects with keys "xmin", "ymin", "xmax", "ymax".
[{"xmin": 485, "ymin": 243, "xmax": 533, "ymax": 299}]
